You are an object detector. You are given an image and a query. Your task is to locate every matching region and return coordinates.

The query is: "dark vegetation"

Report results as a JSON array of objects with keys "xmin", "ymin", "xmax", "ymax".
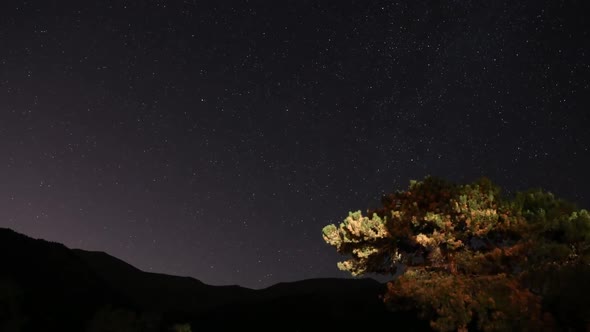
[
  {"xmin": 0, "ymin": 228, "xmax": 428, "ymax": 331},
  {"xmin": 324, "ymin": 177, "xmax": 590, "ymax": 331},
  {"xmin": 4, "ymin": 177, "xmax": 588, "ymax": 331}
]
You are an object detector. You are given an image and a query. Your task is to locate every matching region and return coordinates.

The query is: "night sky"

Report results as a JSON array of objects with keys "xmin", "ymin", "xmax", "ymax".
[{"xmin": 1, "ymin": 1, "xmax": 589, "ymax": 288}]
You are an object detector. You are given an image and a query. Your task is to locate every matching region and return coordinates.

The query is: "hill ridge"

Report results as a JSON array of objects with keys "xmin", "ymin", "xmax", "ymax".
[{"xmin": 0, "ymin": 227, "xmax": 428, "ymax": 331}]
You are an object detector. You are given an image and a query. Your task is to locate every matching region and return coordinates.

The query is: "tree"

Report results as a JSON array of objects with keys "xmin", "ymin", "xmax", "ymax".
[
  {"xmin": 170, "ymin": 323, "xmax": 192, "ymax": 332},
  {"xmin": 86, "ymin": 306, "xmax": 163, "ymax": 332},
  {"xmin": 86, "ymin": 306, "xmax": 142, "ymax": 332},
  {"xmin": 322, "ymin": 177, "xmax": 590, "ymax": 331}
]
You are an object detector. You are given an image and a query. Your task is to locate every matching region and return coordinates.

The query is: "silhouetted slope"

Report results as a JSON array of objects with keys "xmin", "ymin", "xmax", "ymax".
[
  {"xmin": 0, "ymin": 228, "xmax": 129, "ymax": 332},
  {"xmin": 198, "ymin": 277, "xmax": 430, "ymax": 330},
  {"xmin": 0, "ymin": 228, "xmax": 429, "ymax": 331},
  {"xmin": 73, "ymin": 249, "xmax": 254, "ymax": 314}
]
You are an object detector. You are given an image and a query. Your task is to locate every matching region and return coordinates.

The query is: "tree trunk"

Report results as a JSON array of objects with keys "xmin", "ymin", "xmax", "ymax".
[{"xmin": 448, "ymin": 252, "xmax": 457, "ymax": 274}]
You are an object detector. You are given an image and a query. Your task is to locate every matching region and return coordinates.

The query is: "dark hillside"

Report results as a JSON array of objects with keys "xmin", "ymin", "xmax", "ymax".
[
  {"xmin": 0, "ymin": 228, "xmax": 428, "ymax": 331},
  {"xmin": 0, "ymin": 228, "xmax": 128, "ymax": 331},
  {"xmin": 73, "ymin": 249, "xmax": 254, "ymax": 314}
]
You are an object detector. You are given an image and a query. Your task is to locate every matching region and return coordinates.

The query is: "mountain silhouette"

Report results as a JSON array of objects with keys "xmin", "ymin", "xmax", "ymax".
[{"xmin": 0, "ymin": 228, "xmax": 428, "ymax": 331}]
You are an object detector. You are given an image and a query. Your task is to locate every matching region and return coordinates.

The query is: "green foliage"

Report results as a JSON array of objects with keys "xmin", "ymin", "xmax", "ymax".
[
  {"xmin": 86, "ymin": 306, "xmax": 142, "ymax": 332},
  {"xmin": 171, "ymin": 323, "xmax": 192, "ymax": 332},
  {"xmin": 322, "ymin": 211, "xmax": 389, "ymax": 275},
  {"xmin": 322, "ymin": 176, "xmax": 590, "ymax": 331},
  {"xmin": 86, "ymin": 306, "xmax": 162, "ymax": 332}
]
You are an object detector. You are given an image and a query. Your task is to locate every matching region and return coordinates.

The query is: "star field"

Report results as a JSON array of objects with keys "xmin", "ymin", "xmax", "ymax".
[{"xmin": 1, "ymin": 1, "xmax": 589, "ymax": 288}]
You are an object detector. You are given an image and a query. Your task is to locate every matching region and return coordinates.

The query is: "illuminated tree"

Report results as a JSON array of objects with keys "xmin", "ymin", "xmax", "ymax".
[{"xmin": 322, "ymin": 177, "xmax": 590, "ymax": 331}]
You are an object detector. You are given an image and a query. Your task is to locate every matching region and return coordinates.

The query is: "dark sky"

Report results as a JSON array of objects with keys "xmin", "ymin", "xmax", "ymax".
[{"xmin": 1, "ymin": 0, "xmax": 589, "ymax": 288}]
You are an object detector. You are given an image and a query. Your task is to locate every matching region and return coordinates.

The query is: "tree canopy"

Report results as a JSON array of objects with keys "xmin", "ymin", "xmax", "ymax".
[{"xmin": 322, "ymin": 177, "xmax": 590, "ymax": 331}]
